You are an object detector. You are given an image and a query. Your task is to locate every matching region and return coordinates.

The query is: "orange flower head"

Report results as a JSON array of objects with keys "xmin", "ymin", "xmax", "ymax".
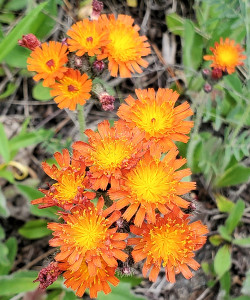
[
  {"xmin": 118, "ymin": 88, "xmax": 193, "ymax": 151},
  {"xmin": 73, "ymin": 120, "xmax": 146, "ymax": 190},
  {"xmin": 50, "ymin": 69, "xmax": 92, "ymax": 110},
  {"xmin": 61, "ymin": 259, "xmax": 119, "ymax": 298},
  {"xmin": 98, "ymin": 14, "xmax": 151, "ymax": 77},
  {"xmin": 204, "ymin": 38, "xmax": 246, "ymax": 74},
  {"xmin": 109, "ymin": 148, "xmax": 196, "ymax": 227},
  {"xmin": 48, "ymin": 197, "xmax": 128, "ymax": 276},
  {"xmin": 27, "ymin": 41, "xmax": 68, "ymax": 87},
  {"xmin": 128, "ymin": 210, "xmax": 208, "ymax": 283},
  {"xmin": 31, "ymin": 149, "xmax": 95, "ymax": 210},
  {"xmin": 67, "ymin": 19, "xmax": 109, "ymax": 56}
]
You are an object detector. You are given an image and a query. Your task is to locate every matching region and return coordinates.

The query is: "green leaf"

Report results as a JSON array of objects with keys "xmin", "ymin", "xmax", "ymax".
[
  {"xmin": 218, "ymin": 226, "xmax": 232, "ymax": 242},
  {"xmin": 0, "ymin": 270, "xmax": 38, "ymax": 296},
  {"xmin": 215, "ymin": 164, "xmax": 250, "ymax": 188},
  {"xmin": 18, "ymin": 219, "xmax": 52, "ymax": 239},
  {"xmin": 0, "ymin": 237, "xmax": 18, "ymax": 276},
  {"xmin": 232, "ymin": 237, "xmax": 250, "ymax": 248},
  {"xmin": 4, "ymin": 46, "xmax": 30, "ymax": 68},
  {"xmin": 0, "ymin": 188, "xmax": 10, "ymax": 218},
  {"xmin": 0, "ymin": 243, "xmax": 10, "ymax": 266},
  {"xmin": 97, "ymin": 281, "xmax": 146, "ymax": 300},
  {"xmin": 0, "ymin": 82, "xmax": 17, "ymax": 99},
  {"xmin": 187, "ymin": 134, "xmax": 202, "ymax": 174},
  {"xmin": 63, "ymin": 291, "xmax": 81, "ymax": 300},
  {"xmin": 215, "ymin": 194, "xmax": 235, "ymax": 213},
  {"xmin": 32, "ymin": 82, "xmax": 52, "ymax": 101},
  {"xmin": 0, "ymin": 226, "xmax": 4, "ymax": 240},
  {"xmin": 220, "ymin": 271, "xmax": 231, "ymax": 296},
  {"xmin": 233, "ymin": 297, "xmax": 250, "ymax": 300},
  {"xmin": 224, "ymin": 73, "xmax": 243, "ymax": 94},
  {"xmin": 0, "ymin": 123, "xmax": 10, "ymax": 162},
  {"xmin": 0, "ymin": 2, "xmax": 48, "ymax": 63},
  {"xmin": 166, "ymin": 13, "xmax": 185, "ymax": 37},
  {"xmin": 17, "ymin": 184, "xmax": 61, "ymax": 220},
  {"xmin": 214, "ymin": 245, "xmax": 231, "ymax": 278},
  {"xmin": 4, "ymin": 0, "xmax": 29, "ymax": 11},
  {"xmin": 241, "ymin": 269, "xmax": 250, "ymax": 296},
  {"xmin": 209, "ymin": 234, "xmax": 224, "ymax": 246},
  {"xmin": 0, "ymin": 169, "xmax": 15, "ymax": 184},
  {"xmin": 225, "ymin": 199, "xmax": 245, "ymax": 234},
  {"xmin": 183, "ymin": 20, "xmax": 203, "ymax": 82}
]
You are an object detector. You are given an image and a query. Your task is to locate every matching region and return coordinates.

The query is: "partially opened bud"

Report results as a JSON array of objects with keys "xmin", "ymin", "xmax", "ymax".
[
  {"xmin": 211, "ymin": 68, "xmax": 223, "ymax": 80},
  {"xmin": 203, "ymin": 82, "xmax": 212, "ymax": 93},
  {"xmin": 99, "ymin": 92, "xmax": 115, "ymax": 111},
  {"xmin": 92, "ymin": 0, "xmax": 103, "ymax": 20},
  {"xmin": 93, "ymin": 60, "xmax": 105, "ymax": 73},
  {"xmin": 18, "ymin": 34, "xmax": 41, "ymax": 51}
]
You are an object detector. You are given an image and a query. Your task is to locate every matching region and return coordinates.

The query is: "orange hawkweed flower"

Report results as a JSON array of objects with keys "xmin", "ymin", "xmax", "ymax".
[
  {"xmin": 67, "ymin": 19, "xmax": 109, "ymax": 56},
  {"xmin": 48, "ymin": 197, "xmax": 128, "ymax": 277},
  {"xmin": 27, "ymin": 41, "xmax": 68, "ymax": 87},
  {"xmin": 61, "ymin": 259, "xmax": 119, "ymax": 298},
  {"xmin": 118, "ymin": 88, "xmax": 193, "ymax": 151},
  {"xmin": 204, "ymin": 38, "xmax": 246, "ymax": 74},
  {"xmin": 128, "ymin": 210, "xmax": 208, "ymax": 283},
  {"xmin": 98, "ymin": 14, "xmax": 151, "ymax": 77},
  {"xmin": 72, "ymin": 120, "xmax": 146, "ymax": 190},
  {"xmin": 32, "ymin": 149, "xmax": 95, "ymax": 210},
  {"xmin": 50, "ymin": 69, "xmax": 92, "ymax": 110},
  {"xmin": 109, "ymin": 148, "xmax": 196, "ymax": 227}
]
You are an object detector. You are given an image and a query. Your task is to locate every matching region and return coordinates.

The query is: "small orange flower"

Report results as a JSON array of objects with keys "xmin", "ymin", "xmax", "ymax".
[
  {"xmin": 61, "ymin": 259, "xmax": 119, "ymax": 298},
  {"xmin": 48, "ymin": 197, "xmax": 128, "ymax": 277},
  {"xmin": 50, "ymin": 69, "xmax": 92, "ymax": 110},
  {"xmin": 128, "ymin": 209, "xmax": 208, "ymax": 283},
  {"xmin": 98, "ymin": 14, "xmax": 151, "ymax": 77},
  {"xmin": 73, "ymin": 120, "xmax": 146, "ymax": 190},
  {"xmin": 67, "ymin": 19, "xmax": 109, "ymax": 56},
  {"xmin": 109, "ymin": 148, "xmax": 195, "ymax": 227},
  {"xmin": 32, "ymin": 149, "xmax": 95, "ymax": 210},
  {"xmin": 117, "ymin": 88, "xmax": 193, "ymax": 151},
  {"xmin": 27, "ymin": 41, "xmax": 68, "ymax": 87},
  {"xmin": 204, "ymin": 38, "xmax": 246, "ymax": 74}
]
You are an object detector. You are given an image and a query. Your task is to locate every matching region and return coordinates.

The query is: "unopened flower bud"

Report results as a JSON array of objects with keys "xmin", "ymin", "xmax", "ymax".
[
  {"xmin": 211, "ymin": 68, "xmax": 223, "ymax": 80},
  {"xmin": 18, "ymin": 34, "xmax": 41, "ymax": 51},
  {"xmin": 74, "ymin": 56, "xmax": 83, "ymax": 68},
  {"xmin": 99, "ymin": 92, "xmax": 115, "ymax": 111},
  {"xmin": 92, "ymin": 0, "xmax": 103, "ymax": 20},
  {"xmin": 203, "ymin": 82, "xmax": 212, "ymax": 93},
  {"xmin": 202, "ymin": 68, "xmax": 211, "ymax": 80},
  {"xmin": 93, "ymin": 60, "xmax": 105, "ymax": 73},
  {"xmin": 34, "ymin": 262, "xmax": 62, "ymax": 290}
]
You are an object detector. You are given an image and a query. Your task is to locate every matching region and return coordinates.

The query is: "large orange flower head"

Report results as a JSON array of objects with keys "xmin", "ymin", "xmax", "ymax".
[
  {"xmin": 204, "ymin": 38, "xmax": 246, "ymax": 74},
  {"xmin": 98, "ymin": 14, "xmax": 151, "ymax": 77},
  {"xmin": 109, "ymin": 147, "xmax": 196, "ymax": 227},
  {"xmin": 27, "ymin": 41, "xmax": 68, "ymax": 87},
  {"xmin": 118, "ymin": 88, "xmax": 193, "ymax": 151},
  {"xmin": 48, "ymin": 197, "xmax": 128, "ymax": 278},
  {"xmin": 128, "ymin": 210, "xmax": 208, "ymax": 283},
  {"xmin": 72, "ymin": 120, "xmax": 146, "ymax": 190},
  {"xmin": 50, "ymin": 68, "xmax": 92, "ymax": 110},
  {"xmin": 67, "ymin": 19, "xmax": 109, "ymax": 57},
  {"xmin": 61, "ymin": 259, "xmax": 119, "ymax": 298},
  {"xmin": 32, "ymin": 149, "xmax": 95, "ymax": 210}
]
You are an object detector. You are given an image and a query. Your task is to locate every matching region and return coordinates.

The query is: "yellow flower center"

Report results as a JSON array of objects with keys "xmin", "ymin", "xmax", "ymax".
[
  {"xmin": 108, "ymin": 23, "xmax": 139, "ymax": 62},
  {"xmin": 59, "ymin": 76, "xmax": 82, "ymax": 97},
  {"xmin": 71, "ymin": 211, "xmax": 107, "ymax": 250},
  {"xmin": 54, "ymin": 171, "xmax": 84, "ymax": 203},
  {"xmin": 131, "ymin": 101, "xmax": 174, "ymax": 137},
  {"xmin": 126, "ymin": 158, "xmax": 176, "ymax": 204},
  {"xmin": 216, "ymin": 45, "xmax": 238, "ymax": 66},
  {"xmin": 149, "ymin": 222, "xmax": 191, "ymax": 265},
  {"xmin": 93, "ymin": 138, "xmax": 133, "ymax": 171}
]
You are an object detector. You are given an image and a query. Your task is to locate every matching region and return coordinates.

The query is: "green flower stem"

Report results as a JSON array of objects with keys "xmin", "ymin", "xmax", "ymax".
[
  {"xmin": 192, "ymin": 90, "xmax": 208, "ymax": 137},
  {"xmin": 77, "ymin": 104, "xmax": 86, "ymax": 141}
]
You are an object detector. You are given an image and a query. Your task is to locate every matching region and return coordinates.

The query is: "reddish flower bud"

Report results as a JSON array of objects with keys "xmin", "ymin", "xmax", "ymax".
[
  {"xmin": 61, "ymin": 37, "xmax": 68, "ymax": 46},
  {"xmin": 34, "ymin": 262, "xmax": 62, "ymax": 290},
  {"xmin": 93, "ymin": 60, "xmax": 105, "ymax": 73},
  {"xmin": 18, "ymin": 34, "xmax": 41, "ymax": 51},
  {"xmin": 203, "ymin": 82, "xmax": 212, "ymax": 93},
  {"xmin": 99, "ymin": 92, "xmax": 115, "ymax": 111},
  {"xmin": 92, "ymin": 0, "xmax": 103, "ymax": 20},
  {"xmin": 211, "ymin": 68, "xmax": 223, "ymax": 80}
]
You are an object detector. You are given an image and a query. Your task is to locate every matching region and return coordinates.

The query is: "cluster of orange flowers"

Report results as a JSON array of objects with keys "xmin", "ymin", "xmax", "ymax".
[
  {"xmin": 23, "ymin": 13, "xmax": 150, "ymax": 111},
  {"xmin": 32, "ymin": 87, "xmax": 208, "ymax": 298}
]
